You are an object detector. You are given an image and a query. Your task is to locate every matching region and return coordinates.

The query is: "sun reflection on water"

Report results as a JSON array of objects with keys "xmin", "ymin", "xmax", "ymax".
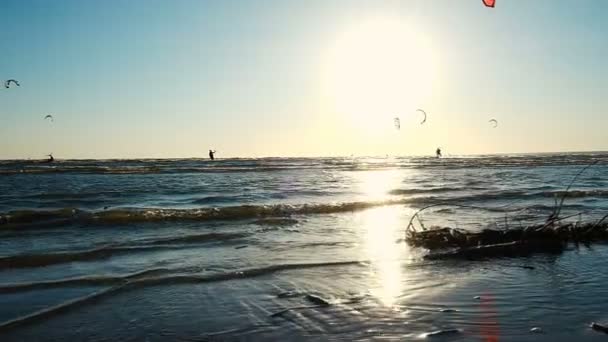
[
  {"xmin": 355, "ymin": 170, "xmax": 408, "ymax": 307},
  {"xmin": 355, "ymin": 169, "xmax": 403, "ymax": 200}
]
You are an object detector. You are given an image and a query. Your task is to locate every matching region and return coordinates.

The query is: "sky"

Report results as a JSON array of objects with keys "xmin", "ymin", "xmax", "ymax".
[{"xmin": 0, "ymin": 0, "xmax": 607, "ymax": 159}]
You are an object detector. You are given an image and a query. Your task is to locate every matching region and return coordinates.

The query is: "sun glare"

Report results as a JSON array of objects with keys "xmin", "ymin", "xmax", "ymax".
[
  {"xmin": 324, "ymin": 17, "xmax": 437, "ymax": 136},
  {"xmin": 355, "ymin": 170, "xmax": 407, "ymax": 307}
]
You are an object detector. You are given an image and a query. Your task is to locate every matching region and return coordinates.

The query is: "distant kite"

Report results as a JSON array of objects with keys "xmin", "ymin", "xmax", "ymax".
[
  {"xmin": 489, "ymin": 119, "xmax": 498, "ymax": 128},
  {"xmin": 4, "ymin": 79, "xmax": 20, "ymax": 88},
  {"xmin": 44, "ymin": 115, "xmax": 54, "ymax": 122},
  {"xmin": 394, "ymin": 117, "xmax": 400, "ymax": 130},
  {"xmin": 483, "ymin": 0, "xmax": 495, "ymax": 8},
  {"xmin": 417, "ymin": 109, "xmax": 427, "ymax": 125}
]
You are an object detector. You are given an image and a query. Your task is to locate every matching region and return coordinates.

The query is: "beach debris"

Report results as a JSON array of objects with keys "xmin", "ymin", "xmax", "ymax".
[
  {"xmin": 270, "ymin": 305, "xmax": 322, "ymax": 318},
  {"xmin": 4, "ymin": 79, "xmax": 19, "ymax": 88},
  {"xmin": 344, "ymin": 291, "xmax": 371, "ymax": 304},
  {"xmin": 276, "ymin": 291, "xmax": 302, "ymax": 299},
  {"xmin": 530, "ymin": 327, "xmax": 544, "ymax": 333},
  {"xmin": 343, "ymin": 295, "xmax": 366, "ymax": 304},
  {"xmin": 44, "ymin": 115, "xmax": 54, "ymax": 122},
  {"xmin": 424, "ymin": 328, "xmax": 462, "ymax": 338},
  {"xmin": 408, "ymin": 221, "xmax": 608, "ymax": 259},
  {"xmin": 269, "ymin": 308, "xmax": 292, "ymax": 317},
  {"xmin": 483, "ymin": 0, "xmax": 495, "ymax": 8},
  {"xmin": 270, "ymin": 293, "xmax": 332, "ymax": 317},
  {"xmin": 394, "ymin": 117, "xmax": 400, "ymax": 130},
  {"xmin": 590, "ymin": 322, "xmax": 608, "ymax": 334},
  {"xmin": 234, "ymin": 245, "xmax": 248, "ymax": 250},
  {"xmin": 449, "ymin": 228, "xmax": 464, "ymax": 239},
  {"xmin": 546, "ymin": 161, "xmax": 599, "ymax": 225},
  {"xmin": 489, "ymin": 119, "xmax": 498, "ymax": 128},
  {"xmin": 417, "ymin": 109, "xmax": 427, "ymax": 124},
  {"xmin": 423, "ymin": 240, "xmax": 563, "ymax": 260},
  {"xmin": 405, "ymin": 162, "xmax": 604, "ymax": 258},
  {"xmin": 305, "ymin": 294, "xmax": 331, "ymax": 307}
]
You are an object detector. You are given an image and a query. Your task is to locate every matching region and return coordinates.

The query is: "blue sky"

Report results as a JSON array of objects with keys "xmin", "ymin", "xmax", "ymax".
[{"xmin": 0, "ymin": 0, "xmax": 606, "ymax": 159}]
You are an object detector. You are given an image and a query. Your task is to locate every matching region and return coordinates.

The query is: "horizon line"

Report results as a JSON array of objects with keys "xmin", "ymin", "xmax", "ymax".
[{"xmin": 1, "ymin": 149, "xmax": 607, "ymax": 161}]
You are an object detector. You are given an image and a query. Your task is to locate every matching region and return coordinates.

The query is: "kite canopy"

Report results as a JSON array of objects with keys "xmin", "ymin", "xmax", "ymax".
[
  {"xmin": 489, "ymin": 119, "xmax": 498, "ymax": 128},
  {"xmin": 44, "ymin": 115, "xmax": 54, "ymax": 122},
  {"xmin": 4, "ymin": 79, "xmax": 20, "ymax": 88},
  {"xmin": 417, "ymin": 109, "xmax": 427, "ymax": 125},
  {"xmin": 483, "ymin": 0, "xmax": 495, "ymax": 8}
]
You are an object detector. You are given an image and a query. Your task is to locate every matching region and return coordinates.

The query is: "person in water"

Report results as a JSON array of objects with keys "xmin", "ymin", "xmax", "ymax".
[
  {"xmin": 436, "ymin": 148, "xmax": 442, "ymax": 158},
  {"xmin": 208, "ymin": 150, "xmax": 216, "ymax": 160},
  {"xmin": 47, "ymin": 153, "xmax": 54, "ymax": 163}
]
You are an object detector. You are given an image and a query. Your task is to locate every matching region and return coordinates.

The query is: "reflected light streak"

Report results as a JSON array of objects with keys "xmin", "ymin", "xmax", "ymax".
[{"xmin": 356, "ymin": 171, "xmax": 407, "ymax": 307}]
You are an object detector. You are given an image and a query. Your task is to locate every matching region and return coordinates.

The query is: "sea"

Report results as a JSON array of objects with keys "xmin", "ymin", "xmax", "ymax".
[{"xmin": 1, "ymin": 153, "xmax": 607, "ymax": 341}]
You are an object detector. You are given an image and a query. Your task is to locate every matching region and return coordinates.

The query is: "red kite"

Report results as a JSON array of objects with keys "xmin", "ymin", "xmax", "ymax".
[{"xmin": 483, "ymin": 0, "xmax": 495, "ymax": 7}]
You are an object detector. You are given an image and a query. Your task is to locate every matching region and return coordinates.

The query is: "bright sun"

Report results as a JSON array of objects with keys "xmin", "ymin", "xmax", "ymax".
[{"xmin": 324, "ymin": 17, "xmax": 437, "ymax": 135}]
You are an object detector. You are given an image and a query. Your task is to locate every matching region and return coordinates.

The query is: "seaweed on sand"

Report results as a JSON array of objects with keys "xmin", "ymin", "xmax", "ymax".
[{"xmin": 405, "ymin": 161, "xmax": 608, "ymax": 258}]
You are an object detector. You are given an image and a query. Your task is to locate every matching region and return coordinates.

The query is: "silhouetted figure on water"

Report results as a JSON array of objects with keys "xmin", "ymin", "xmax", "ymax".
[
  {"xmin": 436, "ymin": 148, "xmax": 442, "ymax": 158},
  {"xmin": 45, "ymin": 154, "xmax": 54, "ymax": 163},
  {"xmin": 209, "ymin": 150, "xmax": 216, "ymax": 160}
]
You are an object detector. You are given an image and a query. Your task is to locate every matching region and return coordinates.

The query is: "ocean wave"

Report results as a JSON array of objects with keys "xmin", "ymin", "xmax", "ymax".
[
  {"xmin": 524, "ymin": 203, "xmax": 588, "ymax": 212},
  {"xmin": 0, "ymin": 200, "xmax": 415, "ymax": 228},
  {"xmin": 442, "ymin": 191, "xmax": 529, "ymax": 202},
  {"xmin": 0, "ymin": 261, "xmax": 366, "ymax": 294},
  {"xmin": 1, "ymin": 189, "xmax": 597, "ymax": 230},
  {"xmin": 0, "ymin": 261, "xmax": 367, "ymax": 332},
  {"xmin": 0, "ymin": 232, "xmax": 248, "ymax": 269},
  {"xmin": 132, "ymin": 232, "xmax": 248, "ymax": 245},
  {"xmin": 0, "ymin": 245, "xmax": 175, "ymax": 269},
  {"xmin": 266, "ymin": 241, "xmax": 355, "ymax": 252},
  {"xmin": 425, "ymin": 190, "xmax": 607, "ymax": 204},
  {"xmin": 538, "ymin": 189, "xmax": 608, "ymax": 198},
  {"xmin": 253, "ymin": 217, "xmax": 299, "ymax": 226},
  {"xmin": 442, "ymin": 189, "xmax": 608, "ymax": 203},
  {"xmin": 123, "ymin": 260, "xmax": 368, "ymax": 290},
  {"xmin": 389, "ymin": 187, "xmax": 467, "ymax": 195},
  {"xmin": 21, "ymin": 191, "xmax": 124, "ymax": 200},
  {"xmin": 0, "ymin": 268, "xmax": 173, "ymax": 293},
  {"xmin": 190, "ymin": 195, "xmax": 241, "ymax": 204},
  {"xmin": 0, "ymin": 260, "xmax": 368, "ymax": 331}
]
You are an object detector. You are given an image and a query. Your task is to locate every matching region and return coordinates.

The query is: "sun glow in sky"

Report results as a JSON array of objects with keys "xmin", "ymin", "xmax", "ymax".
[
  {"xmin": 324, "ymin": 16, "xmax": 437, "ymax": 138},
  {"xmin": 0, "ymin": 0, "xmax": 607, "ymax": 159}
]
